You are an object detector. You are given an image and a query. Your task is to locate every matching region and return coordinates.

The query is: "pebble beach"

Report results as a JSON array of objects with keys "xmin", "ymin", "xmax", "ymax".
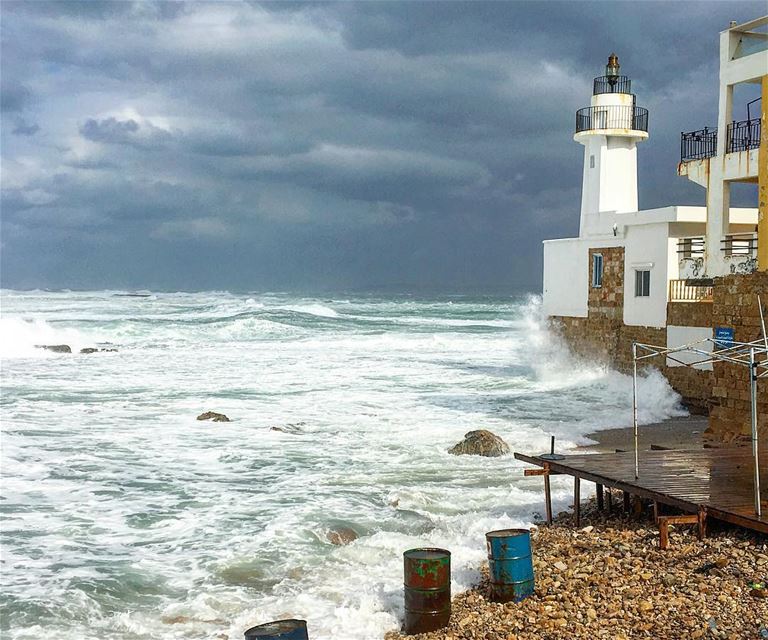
[{"xmin": 385, "ymin": 496, "xmax": 768, "ymax": 640}]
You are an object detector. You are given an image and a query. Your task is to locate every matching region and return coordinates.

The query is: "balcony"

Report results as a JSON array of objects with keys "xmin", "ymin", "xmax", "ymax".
[
  {"xmin": 677, "ymin": 236, "xmax": 705, "ymax": 280},
  {"xmin": 722, "ymin": 233, "xmax": 758, "ymax": 274},
  {"xmin": 680, "ymin": 127, "xmax": 717, "ymax": 162},
  {"xmin": 575, "ymin": 105, "xmax": 649, "ymax": 134},
  {"xmin": 668, "ymin": 279, "xmax": 713, "ymax": 303},
  {"xmin": 592, "ymin": 75, "xmax": 632, "ymax": 95},
  {"xmin": 726, "ymin": 118, "xmax": 761, "ymax": 153},
  {"xmin": 679, "ymin": 118, "xmax": 761, "ymax": 163}
]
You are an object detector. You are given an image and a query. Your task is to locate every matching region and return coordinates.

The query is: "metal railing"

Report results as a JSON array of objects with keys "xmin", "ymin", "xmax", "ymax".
[
  {"xmin": 676, "ymin": 236, "xmax": 705, "ymax": 258},
  {"xmin": 668, "ymin": 279, "xmax": 713, "ymax": 302},
  {"xmin": 680, "ymin": 127, "xmax": 717, "ymax": 162},
  {"xmin": 721, "ymin": 233, "xmax": 757, "ymax": 256},
  {"xmin": 592, "ymin": 75, "xmax": 632, "ymax": 95},
  {"xmin": 575, "ymin": 105, "xmax": 649, "ymax": 133},
  {"xmin": 726, "ymin": 118, "xmax": 761, "ymax": 153}
]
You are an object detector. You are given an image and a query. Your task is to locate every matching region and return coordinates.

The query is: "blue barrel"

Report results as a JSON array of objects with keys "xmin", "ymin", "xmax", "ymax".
[
  {"xmin": 485, "ymin": 529, "xmax": 534, "ymax": 603},
  {"xmin": 244, "ymin": 619, "xmax": 308, "ymax": 640}
]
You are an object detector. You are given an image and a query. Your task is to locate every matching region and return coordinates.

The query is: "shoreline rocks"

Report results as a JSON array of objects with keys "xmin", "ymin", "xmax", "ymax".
[
  {"xmin": 196, "ymin": 411, "xmax": 231, "ymax": 422},
  {"xmin": 384, "ymin": 496, "xmax": 767, "ymax": 640},
  {"xmin": 36, "ymin": 344, "xmax": 72, "ymax": 353},
  {"xmin": 448, "ymin": 430, "xmax": 510, "ymax": 457},
  {"xmin": 326, "ymin": 526, "xmax": 359, "ymax": 546}
]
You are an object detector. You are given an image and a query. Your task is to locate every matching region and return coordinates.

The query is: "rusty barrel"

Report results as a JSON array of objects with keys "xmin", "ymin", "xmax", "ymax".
[
  {"xmin": 403, "ymin": 547, "xmax": 451, "ymax": 634},
  {"xmin": 244, "ymin": 619, "xmax": 308, "ymax": 640},
  {"xmin": 486, "ymin": 529, "xmax": 535, "ymax": 603}
]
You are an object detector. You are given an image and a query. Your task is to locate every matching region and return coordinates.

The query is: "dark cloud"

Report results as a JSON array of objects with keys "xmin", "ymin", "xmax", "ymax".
[
  {"xmin": 11, "ymin": 118, "xmax": 40, "ymax": 136},
  {"xmin": 0, "ymin": 0, "xmax": 763, "ymax": 292}
]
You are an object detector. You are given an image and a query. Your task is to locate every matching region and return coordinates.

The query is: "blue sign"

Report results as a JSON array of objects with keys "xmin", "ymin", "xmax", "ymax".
[{"xmin": 714, "ymin": 327, "xmax": 734, "ymax": 349}]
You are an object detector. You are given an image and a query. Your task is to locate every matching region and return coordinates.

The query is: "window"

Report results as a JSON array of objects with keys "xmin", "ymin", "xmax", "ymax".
[
  {"xmin": 589, "ymin": 154, "xmax": 595, "ymax": 169},
  {"xmin": 635, "ymin": 270, "xmax": 650, "ymax": 297},
  {"xmin": 592, "ymin": 253, "xmax": 603, "ymax": 288}
]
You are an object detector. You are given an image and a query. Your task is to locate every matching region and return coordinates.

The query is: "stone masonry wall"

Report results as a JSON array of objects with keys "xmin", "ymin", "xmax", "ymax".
[
  {"xmin": 588, "ymin": 247, "xmax": 624, "ymax": 320},
  {"xmin": 550, "ymin": 257, "xmax": 766, "ymax": 438},
  {"xmin": 707, "ymin": 272, "xmax": 768, "ymax": 444},
  {"xmin": 667, "ymin": 301, "xmax": 713, "ymax": 328}
]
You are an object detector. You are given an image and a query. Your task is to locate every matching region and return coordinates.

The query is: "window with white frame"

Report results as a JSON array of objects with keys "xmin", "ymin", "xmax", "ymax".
[
  {"xmin": 635, "ymin": 270, "xmax": 650, "ymax": 297},
  {"xmin": 592, "ymin": 253, "xmax": 603, "ymax": 288}
]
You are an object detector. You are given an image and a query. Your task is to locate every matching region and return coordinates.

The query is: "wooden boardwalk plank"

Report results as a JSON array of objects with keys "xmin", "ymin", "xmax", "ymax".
[{"xmin": 514, "ymin": 448, "xmax": 768, "ymax": 534}]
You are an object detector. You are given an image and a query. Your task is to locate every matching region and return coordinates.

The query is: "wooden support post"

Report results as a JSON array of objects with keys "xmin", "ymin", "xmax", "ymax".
[
  {"xmin": 623, "ymin": 491, "xmax": 631, "ymax": 512},
  {"xmin": 606, "ymin": 489, "xmax": 613, "ymax": 513},
  {"xmin": 574, "ymin": 476, "xmax": 581, "ymax": 528},
  {"xmin": 698, "ymin": 507, "xmax": 707, "ymax": 540},
  {"xmin": 653, "ymin": 501, "xmax": 659, "ymax": 524},
  {"xmin": 543, "ymin": 465, "xmax": 552, "ymax": 526},
  {"xmin": 632, "ymin": 496, "xmax": 643, "ymax": 516},
  {"xmin": 659, "ymin": 518, "xmax": 670, "ymax": 549},
  {"xmin": 596, "ymin": 483, "xmax": 604, "ymax": 511},
  {"xmin": 656, "ymin": 514, "xmax": 699, "ymax": 550}
]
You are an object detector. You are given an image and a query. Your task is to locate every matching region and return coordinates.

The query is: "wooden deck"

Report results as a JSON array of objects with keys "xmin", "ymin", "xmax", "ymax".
[{"xmin": 514, "ymin": 448, "xmax": 768, "ymax": 535}]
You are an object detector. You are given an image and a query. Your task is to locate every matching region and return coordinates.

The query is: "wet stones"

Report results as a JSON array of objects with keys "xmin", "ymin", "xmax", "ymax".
[
  {"xmin": 196, "ymin": 411, "xmax": 231, "ymax": 422},
  {"xmin": 326, "ymin": 526, "xmax": 359, "ymax": 546},
  {"xmin": 36, "ymin": 344, "xmax": 72, "ymax": 353},
  {"xmin": 448, "ymin": 430, "xmax": 510, "ymax": 457},
  {"xmin": 384, "ymin": 498, "xmax": 768, "ymax": 640}
]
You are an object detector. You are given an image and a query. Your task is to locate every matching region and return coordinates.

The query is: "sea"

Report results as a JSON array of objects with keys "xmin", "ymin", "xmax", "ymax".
[{"xmin": 0, "ymin": 289, "xmax": 687, "ymax": 639}]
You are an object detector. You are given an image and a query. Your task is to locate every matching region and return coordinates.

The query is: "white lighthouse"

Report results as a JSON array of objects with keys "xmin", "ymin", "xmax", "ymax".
[{"xmin": 575, "ymin": 54, "xmax": 649, "ymax": 236}]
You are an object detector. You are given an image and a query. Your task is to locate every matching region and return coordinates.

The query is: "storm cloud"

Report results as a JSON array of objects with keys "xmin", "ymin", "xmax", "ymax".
[{"xmin": 0, "ymin": 1, "xmax": 762, "ymax": 292}]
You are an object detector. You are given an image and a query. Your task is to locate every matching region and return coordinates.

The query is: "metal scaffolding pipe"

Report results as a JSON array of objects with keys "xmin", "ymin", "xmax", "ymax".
[
  {"xmin": 751, "ymin": 348, "xmax": 762, "ymax": 517},
  {"xmin": 632, "ymin": 342, "xmax": 639, "ymax": 480}
]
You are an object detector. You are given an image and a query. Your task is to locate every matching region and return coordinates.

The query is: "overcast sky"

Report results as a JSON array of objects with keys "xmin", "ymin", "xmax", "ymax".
[{"xmin": 1, "ymin": 1, "xmax": 763, "ymax": 293}]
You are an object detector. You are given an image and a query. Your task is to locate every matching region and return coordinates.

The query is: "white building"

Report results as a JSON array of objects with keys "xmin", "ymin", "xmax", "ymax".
[{"xmin": 543, "ymin": 20, "xmax": 766, "ymax": 331}]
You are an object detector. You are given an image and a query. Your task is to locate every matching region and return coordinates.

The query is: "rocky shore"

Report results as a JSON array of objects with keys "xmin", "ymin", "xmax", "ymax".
[{"xmin": 385, "ymin": 497, "xmax": 767, "ymax": 640}]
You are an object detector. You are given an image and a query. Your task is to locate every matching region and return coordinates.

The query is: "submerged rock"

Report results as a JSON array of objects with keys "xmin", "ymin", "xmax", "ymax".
[
  {"xmin": 196, "ymin": 411, "xmax": 231, "ymax": 422},
  {"xmin": 270, "ymin": 422, "xmax": 306, "ymax": 434},
  {"xmin": 80, "ymin": 347, "xmax": 118, "ymax": 354},
  {"xmin": 448, "ymin": 429, "xmax": 510, "ymax": 457},
  {"xmin": 326, "ymin": 526, "xmax": 359, "ymax": 546},
  {"xmin": 36, "ymin": 344, "xmax": 72, "ymax": 353}
]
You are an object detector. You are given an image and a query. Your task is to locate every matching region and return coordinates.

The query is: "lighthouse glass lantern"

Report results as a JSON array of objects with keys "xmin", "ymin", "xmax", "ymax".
[{"xmin": 605, "ymin": 53, "xmax": 620, "ymax": 86}]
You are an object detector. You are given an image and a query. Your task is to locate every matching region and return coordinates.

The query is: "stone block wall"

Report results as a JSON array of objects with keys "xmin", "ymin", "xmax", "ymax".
[
  {"xmin": 550, "ymin": 260, "xmax": 766, "ymax": 441},
  {"xmin": 667, "ymin": 301, "xmax": 713, "ymax": 328},
  {"xmin": 588, "ymin": 247, "xmax": 624, "ymax": 320},
  {"xmin": 707, "ymin": 272, "xmax": 768, "ymax": 444}
]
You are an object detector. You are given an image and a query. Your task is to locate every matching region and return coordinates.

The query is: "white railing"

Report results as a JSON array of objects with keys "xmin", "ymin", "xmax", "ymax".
[{"xmin": 668, "ymin": 279, "xmax": 713, "ymax": 303}]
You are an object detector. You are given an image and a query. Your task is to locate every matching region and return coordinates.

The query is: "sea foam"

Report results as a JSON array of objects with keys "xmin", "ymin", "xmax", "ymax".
[{"xmin": 0, "ymin": 290, "xmax": 686, "ymax": 640}]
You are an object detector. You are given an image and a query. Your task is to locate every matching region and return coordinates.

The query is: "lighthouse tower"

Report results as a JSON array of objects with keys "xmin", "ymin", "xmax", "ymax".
[{"xmin": 575, "ymin": 54, "xmax": 649, "ymax": 236}]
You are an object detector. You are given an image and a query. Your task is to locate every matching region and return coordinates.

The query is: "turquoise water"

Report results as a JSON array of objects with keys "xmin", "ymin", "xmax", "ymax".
[{"xmin": 0, "ymin": 290, "xmax": 685, "ymax": 639}]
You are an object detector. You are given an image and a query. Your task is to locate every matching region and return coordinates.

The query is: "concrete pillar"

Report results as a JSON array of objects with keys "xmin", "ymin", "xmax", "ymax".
[{"xmin": 759, "ymin": 74, "xmax": 768, "ymax": 271}]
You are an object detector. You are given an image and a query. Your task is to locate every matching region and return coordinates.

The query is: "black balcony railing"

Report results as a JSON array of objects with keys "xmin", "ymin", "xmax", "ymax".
[
  {"xmin": 592, "ymin": 75, "xmax": 632, "ymax": 95},
  {"xmin": 726, "ymin": 118, "xmax": 761, "ymax": 153},
  {"xmin": 680, "ymin": 127, "xmax": 717, "ymax": 162},
  {"xmin": 575, "ymin": 105, "xmax": 648, "ymax": 133}
]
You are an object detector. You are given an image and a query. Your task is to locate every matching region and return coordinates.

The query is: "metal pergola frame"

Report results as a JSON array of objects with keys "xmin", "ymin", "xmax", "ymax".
[{"xmin": 631, "ymin": 295, "xmax": 768, "ymax": 517}]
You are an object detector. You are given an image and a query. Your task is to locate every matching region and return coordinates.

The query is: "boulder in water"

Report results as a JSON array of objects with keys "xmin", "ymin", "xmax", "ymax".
[
  {"xmin": 80, "ymin": 347, "xmax": 118, "ymax": 354},
  {"xmin": 197, "ymin": 411, "xmax": 231, "ymax": 422},
  {"xmin": 326, "ymin": 526, "xmax": 359, "ymax": 546},
  {"xmin": 448, "ymin": 429, "xmax": 510, "ymax": 457},
  {"xmin": 36, "ymin": 344, "xmax": 72, "ymax": 353}
]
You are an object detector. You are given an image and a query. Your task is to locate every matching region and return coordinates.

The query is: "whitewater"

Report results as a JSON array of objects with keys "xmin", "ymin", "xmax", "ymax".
[{"xmin": 0, "ymin": 290, "xmax": 687, "ymax": 639}]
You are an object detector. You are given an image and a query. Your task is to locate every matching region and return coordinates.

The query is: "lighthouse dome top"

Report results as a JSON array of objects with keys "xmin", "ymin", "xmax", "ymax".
[{"xmin": 593, "ymin": 53, "xmax": 632, "ymax": 95}]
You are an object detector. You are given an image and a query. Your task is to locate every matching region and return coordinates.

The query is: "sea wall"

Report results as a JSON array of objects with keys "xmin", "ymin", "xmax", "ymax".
[
  {"xmin": 708, "ymin": 272, "xmax": 768, "ymax": 443},
  {"xmin": 549, "ymin": 269, "xmax": 767, "ymax": 440}
]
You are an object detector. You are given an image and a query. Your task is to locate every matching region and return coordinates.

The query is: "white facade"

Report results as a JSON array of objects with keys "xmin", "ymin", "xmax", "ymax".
[
  {"xmin": 677, "ymin": 16, "xmax": 767, "ymax": 277},
  {"xmin": 543, "ymin": 49, "xmax": 760, "ymax": 328}
]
